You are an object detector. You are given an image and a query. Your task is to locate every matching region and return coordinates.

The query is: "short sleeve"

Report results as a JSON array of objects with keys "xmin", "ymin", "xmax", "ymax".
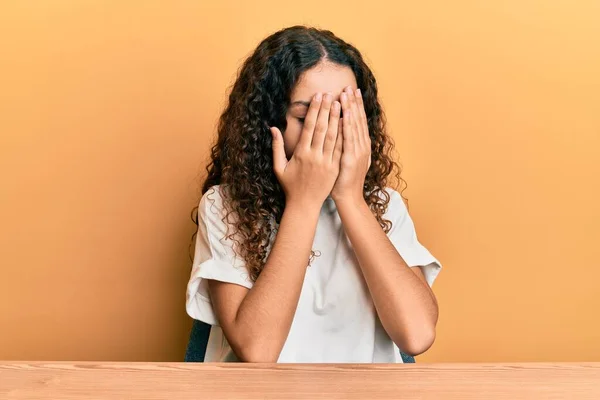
[
  {"xmin": 384, "ymin": 188, "xmax": 442, "ymax": 287},
  {"xmin": 185, "ymin": 185, "xmax": 253, "ymax": 326}
]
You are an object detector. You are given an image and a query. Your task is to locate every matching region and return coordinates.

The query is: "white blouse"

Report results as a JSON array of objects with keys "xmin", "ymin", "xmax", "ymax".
[{"xmin": 186, "ymin": 185, "xmax": 442, "ymax": 363}]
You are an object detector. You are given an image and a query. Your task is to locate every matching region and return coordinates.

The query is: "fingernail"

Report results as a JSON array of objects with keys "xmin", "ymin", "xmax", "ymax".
[
  {"xmin": 341, "ymin": 92, "xmax": 347, "ymax": 102},
  {"xmin": 356, "ymin": 89, "xmax": 361, "ymax": 97},
  {"xmin": 315, "ymin": 93, "xmax": 322, "ymax": 101}
]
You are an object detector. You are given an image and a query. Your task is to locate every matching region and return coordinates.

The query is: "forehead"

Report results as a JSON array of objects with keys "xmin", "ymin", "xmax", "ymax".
[{"xmin": 291, "ymin": 62, "xmax": 357, "ymax": 100}]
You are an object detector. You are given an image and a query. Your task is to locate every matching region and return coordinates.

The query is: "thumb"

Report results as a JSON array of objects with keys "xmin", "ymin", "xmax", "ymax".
[{"xmin": 270, "ymin": 127, "xmax": 287, "ymax": 174}]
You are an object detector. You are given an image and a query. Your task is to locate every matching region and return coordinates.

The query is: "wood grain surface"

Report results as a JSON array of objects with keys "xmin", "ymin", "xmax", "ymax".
[{"xmin": 1, "ymin": 362, "xmax": 599, "ymax": 399}]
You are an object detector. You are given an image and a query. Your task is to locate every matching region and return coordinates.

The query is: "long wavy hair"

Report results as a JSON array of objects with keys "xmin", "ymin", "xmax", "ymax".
[{"xmin": 191, "ymin": 25, "xmax": 406, "ymax": 282}]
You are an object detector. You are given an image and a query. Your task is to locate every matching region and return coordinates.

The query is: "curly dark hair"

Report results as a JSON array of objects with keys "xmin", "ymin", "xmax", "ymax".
[{"xmin": 190, "ymin": 25, "xmax": 406, "ymax": 282}]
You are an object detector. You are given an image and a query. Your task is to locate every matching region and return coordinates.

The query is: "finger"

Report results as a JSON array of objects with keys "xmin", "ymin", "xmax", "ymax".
[
  {"xmin": 340, "ymin": 92, "xmax": 356, "ymax": 153},
  {"xmin": 355, "ymin": 88, "xmax": 370, "ymax": 143},
  {"xmin": 340, "ymin": 91, "xmax": 351, "ymax": 122},
  {"xmin": 341, "ymin": 97, "xmax": 355, "ymax": 154},
  {"xmin": 311, "ymin": 93, "xmax": 333, "ymax": 151},
  {"xmin": 297, "ymin": 92, "xmax": 322, "ymax": 150},
  {"xmin": 270, "ymin": 126, "xmax": 287, "ymax": 175},
  {"xmin": 346, "ymin": 86, "xmax": 363, "ymax": 147},
  {"xmin": 323, "ymin": 100, "xmax": 341, "ymax": 156},
  {"xmin": 333, "ymin": 117, "xmax": 343, "ymax": 163}
]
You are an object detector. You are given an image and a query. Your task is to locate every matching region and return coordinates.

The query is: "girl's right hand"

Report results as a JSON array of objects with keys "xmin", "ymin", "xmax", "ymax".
[{"xmin": 270, "ymin": 93, "xmax": 343, "ymax": 208}]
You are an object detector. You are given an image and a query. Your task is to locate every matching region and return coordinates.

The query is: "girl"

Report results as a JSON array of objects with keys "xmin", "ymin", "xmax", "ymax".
[{"xmin": 186, "ymin": 25, "xmax": 442, "ymax": 363}]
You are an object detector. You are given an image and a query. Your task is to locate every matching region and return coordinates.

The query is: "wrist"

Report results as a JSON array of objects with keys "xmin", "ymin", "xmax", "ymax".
[
  {"xmin": 284, "ymin": 197, "xmax": 323, "ymax": 214},
  {"xmin": 332, "ymin": 192, "xmax": 366, "ymax": 209}
]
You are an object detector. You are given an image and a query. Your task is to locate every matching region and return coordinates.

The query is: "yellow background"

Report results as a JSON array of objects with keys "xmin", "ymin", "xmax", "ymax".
[{"xmin": 1, "ymin": 1, "xmax": 599, "ymax": 362}]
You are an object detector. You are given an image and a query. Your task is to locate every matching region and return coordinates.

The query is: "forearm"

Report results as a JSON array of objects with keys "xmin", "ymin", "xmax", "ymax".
[
  {"xmin": 231, "ymin": 201, "xmax": 321, "ymax": 361},
  {"xmin": 336, "ymin": 197, "xmax": 438, "ymax": 355}
]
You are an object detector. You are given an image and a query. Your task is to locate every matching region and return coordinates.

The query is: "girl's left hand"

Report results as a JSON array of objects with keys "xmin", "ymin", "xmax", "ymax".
[{"xmin": 330, "ymin": 86, "xmax": 372, "ymax": 204}]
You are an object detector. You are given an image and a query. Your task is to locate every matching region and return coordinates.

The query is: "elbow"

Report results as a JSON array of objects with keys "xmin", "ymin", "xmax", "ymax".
[
  {"xmin": 233, "ymin": 341, "xmax": 281, "ymax": 363},
  {"xmin": 396, "ymin": 327, "xmax": 436, "ymax": 357},
  {"xmin": 224, "ymin": 320, "xmax": 284, "ymax": 362},
  {"xmin": 237, "ymin": 350, "xmax": 278, "ymax": 363}
]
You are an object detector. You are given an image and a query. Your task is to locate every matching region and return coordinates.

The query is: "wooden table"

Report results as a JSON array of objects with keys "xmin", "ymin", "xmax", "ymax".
[{"xmin": 1, "ymin": 362, "xmax": 599, "ymax": 399}]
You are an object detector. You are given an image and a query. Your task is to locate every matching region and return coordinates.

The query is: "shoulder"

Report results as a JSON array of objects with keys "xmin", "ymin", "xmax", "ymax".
[
  {"xmin": 197, "ymin": 185, "xmax": 230, "ymax": 230},
  {"xmin": 379, "ymin": 187, "xmax": 408, "ymax": 217},
  {"xmin": 199, "ymin": 184, "xmax": 234, "ymax": 217},
  {"xmin": 200, "ymin": 185, "xmax": 223, "ymax": 206},
  {"xmin": 381, "ymin": 186, "xmax": 404, "ymax": 202}
]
